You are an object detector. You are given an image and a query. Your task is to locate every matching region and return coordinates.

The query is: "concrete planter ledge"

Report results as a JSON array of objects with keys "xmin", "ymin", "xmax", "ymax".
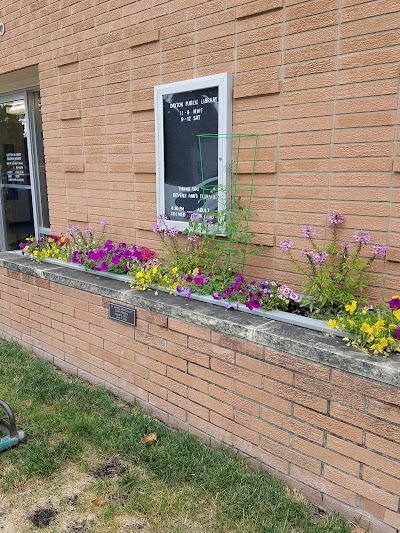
[{"xmin": 1, "ymin": 252, "xmax": 399, "ymax": 389}]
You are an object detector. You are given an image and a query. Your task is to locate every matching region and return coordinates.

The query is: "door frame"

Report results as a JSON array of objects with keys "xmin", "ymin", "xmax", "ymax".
[{"xmin": 0, "ymin": 88, "xmax": 41, "ymax": 250}]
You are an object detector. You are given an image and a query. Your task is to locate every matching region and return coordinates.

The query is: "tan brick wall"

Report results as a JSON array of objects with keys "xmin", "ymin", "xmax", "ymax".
[
  {"xmin": 0, "ymin": 265, "xmax": 399, "ymax": 532},
  {"xmin": 0, "ymin": 0, "xmax": 400, "ymax": 295}
]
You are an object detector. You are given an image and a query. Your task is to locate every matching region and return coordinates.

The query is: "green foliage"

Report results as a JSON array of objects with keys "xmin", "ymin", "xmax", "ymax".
[{"xmin": 281, "ymin": 215, "xmax": 387, "ymax": 318}]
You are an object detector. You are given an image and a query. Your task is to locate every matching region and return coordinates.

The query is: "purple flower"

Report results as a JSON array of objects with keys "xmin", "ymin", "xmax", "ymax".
[
  {"xmin": 329, "ymin": 213, "xmax": 344, "ymax": 225},
  {"xmin": 176, "ymin": 285, "xmax": 185, "ymax": 293},
  {"xmin": 104, "ymin": 240, "xmax": 114, "ymax": 252},
  {"xmin": 188, "ymin": 234, "xmax": 199, "ymax": 243},
  {"xmin": 184, "ymin": 287, "xmax": 192, "ymax": 299},
  {"xmin": 389, "ymin": 297, "xmax": 400, "ymax": 310},
  {"xmin": 302, "ymin": 225, "xmax": 316, "ymax": 239},
  {"xmin": 312, "ymin": 251, "xmax": 328, "ymax": 264},
  {"xmin": 372, "ymin": 244, "xmax": 387, "ymax": 257},
  {"xmin": 301, "ymin": 249, "xmax": 311, "ymax": 257},
  {"xmin": 194, "ymin": 276, "xmax": 206, "ymax": 285},
  {"xmin": 94, "ymin": 261, "xmax": 108, "ymax": 271},
  {"xmin": 341, "ymin": 242, "xmax": 351, "ymax": 251},
  {"xmin": 189, "ymin": 213, "xmax": 202, "ymax": 222},
  {"xmin": 168, "ymin": 227, "xmax": 180, "ymax": 237},
  {"xmin": 100, "ymin": 220, "xmax": 109, "ymax": 227},
  {"xmin": 123, "ymin": 249, "xmax": 133, "ymax": 259},
  {"xmin": 185, "ymin": 275, "xmax": 193, "ymax": 283},
  {"xmin": 212, "ymin": 292, "xmax": 222, "ymax": 300},
  {"xmin": 354, "ymin": 231, "xmax": 370, "ymax": 244},
  {"xmin": 111, "ymin": 255, "xmax": 121, "ymax": 265},
  {"xmin": 279, "ymin": 239, "xmax": 292, "ymax": 251},
  {"xmin": 84, "ymin": 227, "xmax": 93, "ymax": 235},
  {"xmin": 152, "ymin": 224, "xmax": 162, "ymax": 233},
  {"xmin": 396, "ymin": 328, "xmax": 400, "ymax": 341}
]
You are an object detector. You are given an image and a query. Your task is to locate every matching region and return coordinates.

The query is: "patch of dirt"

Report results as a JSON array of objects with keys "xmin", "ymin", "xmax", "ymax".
[
  {"xmin": 66, "ymin": 494, "xmax": 80, "ymax": 506},
  {"xmin": 28, "ymin": 506, "xmax": 59, "ymax": 528},
  {"xmin": 67, "ymin": 518, "xmax": 96, "ymax": 532},
  {"xmin": 90, "ymin": 460, "xmax": 126, "ymax": 479}
]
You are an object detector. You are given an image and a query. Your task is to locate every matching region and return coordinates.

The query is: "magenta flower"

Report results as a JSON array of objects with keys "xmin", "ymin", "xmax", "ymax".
[
  {"xmin": 329, "ymin": 213, "xmax": 344, "ymax": 225},
  {"xmin": 354, "ymin": 231, "xmax": 370, "ymax": 244},
  {"xmin": 389, "ymin": 297, "xmax": 400, "ymax": 310},
  {"xmin": 185, "ymin": 275, "xmax": 193, "ymax": 283},
  {"xmin": 280, "ymin": 239, "xmax": 292, "ymax": 251},
  {"xmin": 194, "ymin": 276, "xmax": 206, "ymax": 285},
  {"xmin": 372, "ymin": 244, "xmax": 387, "ymax": 257},
  {"xmin": 246, "ymin": 299, "xmax": 260, "ymax": 311},
  {"xmin": 396, "ymin": 328, "xmax": 400, "ymax": 340},
  {"xmin": 302, "ymin": 225, "xmax": 316, "ymax": 239},
  {"xmin": 111, "ymin": 255, "xmax": 121, "ymax": 265},
  {"xmin": 104, "ymin": 240, "xmax": 114, "ymax": 252},
  {"xmin": 212, "ymin": 292, "xmax": 222, "ymax": 300},
  {"xmin": 94, "ymin": 261, "xmax": 108, "ymax": 271},
  {"xmin": 123, "ymin": 249, "xmax": 133, "ymax": 259}
]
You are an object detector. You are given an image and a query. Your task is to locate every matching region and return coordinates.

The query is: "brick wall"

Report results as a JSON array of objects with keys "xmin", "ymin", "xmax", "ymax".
[
  {"xmin": 0, "ymin": 262, "xmax": 399, "ymax": 532},
  {"xmin": 0, "ymin": 0, "xmax": 399, "ymax": 297}
]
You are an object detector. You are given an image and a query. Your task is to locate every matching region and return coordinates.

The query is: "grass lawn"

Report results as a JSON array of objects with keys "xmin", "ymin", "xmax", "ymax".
[{"xmin": 0, "ymin": 339, "xmax": 354, "ymax": 532}]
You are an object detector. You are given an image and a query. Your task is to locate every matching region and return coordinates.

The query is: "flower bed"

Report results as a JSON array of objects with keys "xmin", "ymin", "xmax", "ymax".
[{"xmin": 19, "ymin": 214, "xmax": 400, "ymax": 356}]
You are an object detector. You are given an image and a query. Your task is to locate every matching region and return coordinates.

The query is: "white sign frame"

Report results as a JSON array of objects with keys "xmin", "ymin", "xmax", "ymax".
[{"xmin": 154, "ymin": 72, "xmax": 232, "ymax": 231}]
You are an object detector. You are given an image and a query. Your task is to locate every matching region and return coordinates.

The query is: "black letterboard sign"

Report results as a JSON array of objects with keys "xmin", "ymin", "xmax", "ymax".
[
  {"xmin": 109, "ymin": 303, "xmax": 136, "ymax": 327},
  {"xmin": 162, "ymin": 87, "xmax": 219, "ymax": 221}
]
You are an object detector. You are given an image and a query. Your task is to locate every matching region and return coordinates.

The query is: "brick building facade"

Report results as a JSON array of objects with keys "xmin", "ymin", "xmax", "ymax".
[{"xmin": 0, "ymin": 0, "xmax": 399, "ymax": 294}]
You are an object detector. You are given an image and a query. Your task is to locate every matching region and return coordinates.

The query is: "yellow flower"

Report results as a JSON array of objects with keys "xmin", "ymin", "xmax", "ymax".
[
  {"xmin": 380, "ymin": 338, "xmax": 388, "ymax": 348},
  {"xmin": 373, "ymin": 320, "xmax": 385, "ymax": 334},
  {"xmin": 33, "ymin": 250, "xmax": 38, "ymax": 256},
  {"xmin": 393, "ymin": 309, "xmax": 400, "ymax": 321},
  {"xmin": 328, "ymin": 319, "xmax": 337, "ymax": 329},
  {"xmin": 171, "ymin": 266, "xmax": 178, "ymax": 274},
  {"xmin": 345, "ymin": 301, "xmax": 357, "ymax": 315},
  {"xmin": 23, "ymin": 245, "xmax": 29, "ymax": 251},
  {"xmin": 48, "ymin": 237, "xmax": 54, "ymax": 243},
  {"xmin": 360, "ymin": 322, "xmax": 373, "ymax": 335},
  {"xmin": 192, "ymin": 268, "xmax": 199, "ymax": 276},
  {"xmin": 347, "ymin": 319, "xmax": 356, "ymax": 327},
  {"xmin": 135, "ymin": 271, "xmax": 143, "ymax": 278},
  {"xmin": 152, "ymin": 265, "xmax": 158, "ymax": 274}
]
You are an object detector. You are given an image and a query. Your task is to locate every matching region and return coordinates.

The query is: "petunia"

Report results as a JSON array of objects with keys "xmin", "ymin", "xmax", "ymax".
[{"xmin": 389, "ymin": 296, "xmax": 400, "ymax": 310}]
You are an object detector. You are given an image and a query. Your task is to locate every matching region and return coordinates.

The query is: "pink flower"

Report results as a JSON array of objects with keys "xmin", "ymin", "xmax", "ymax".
[
  {"xmin": 302, "ymin": 225, "xmax": 316, "ymax": 238},
  {"xmin": 328, "ymin": 213, "xmax": 344, "ymax": 225},
  {"xmin": 280, "ymin": 239, "xmax": 292, "ymax": 251},
  {"xmin": 372, "ymin": 244, "xmax": 387, "ymax": 257},
  {"xmin": 354, "ymin": 231, "xmax": 370, "ymax": 244}
]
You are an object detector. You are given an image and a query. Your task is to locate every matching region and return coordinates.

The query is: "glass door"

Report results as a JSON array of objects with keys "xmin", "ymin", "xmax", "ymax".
[{"xmin": 0, "ymin": 91, "xmax": 48, "ymax": 250}]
